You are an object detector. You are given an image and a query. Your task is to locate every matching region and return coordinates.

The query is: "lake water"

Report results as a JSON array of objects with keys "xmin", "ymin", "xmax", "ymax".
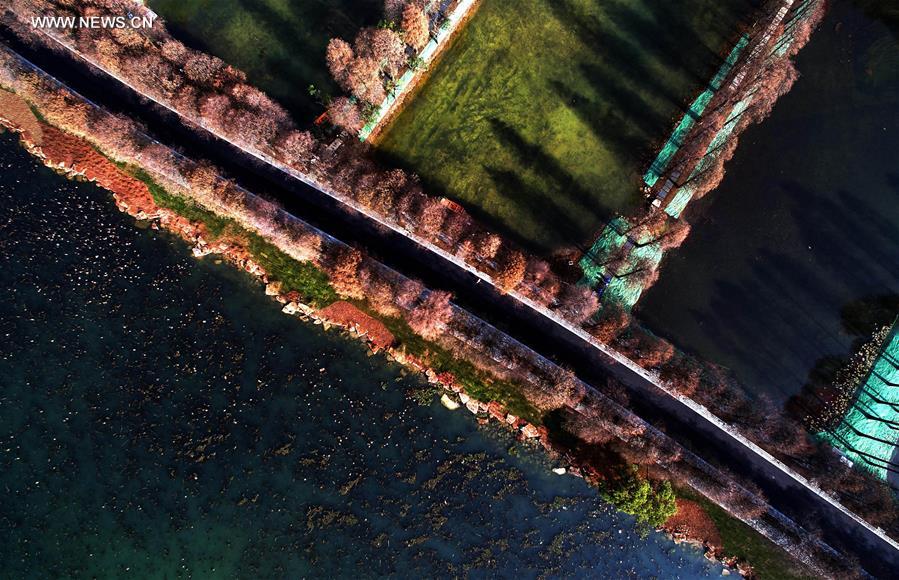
[
  {"xmin": 639, "ymin": 0, "xmax": 899, "ymax": 403},
  {"xmin": 0, "ymin": 131, "xmax": 722, "ymax": 577}
]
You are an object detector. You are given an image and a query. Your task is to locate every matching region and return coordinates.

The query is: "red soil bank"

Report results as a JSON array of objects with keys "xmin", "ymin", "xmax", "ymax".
[
  {"xmin": 664, "ymin": 498, "xmax": 723, "ymax": 552},
  {"xmin": 37, "ymin": 124, "xmax": 159, "ymax": 217},
  {"xmin": 317, "ymin": 301, "xmax": 395, "ymax": 350},
  {"xmin": 0, "ymin": 89, "xmax": 43, "ymax": 144}
]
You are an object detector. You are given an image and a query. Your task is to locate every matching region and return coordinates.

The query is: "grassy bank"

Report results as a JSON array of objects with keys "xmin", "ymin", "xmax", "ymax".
[
  {"xmin": 676, "ymin": 487, "xmax": 816, "ymax": 579},
  {"xmin": 130, "ymin": 167, "xmax": 337, "ymax": 306},
  {"xmin": 373, "ymin": 308, "xmax": 541, "ymax": 422},
  {"xmin": 377, "ymin": 0, "xmax": 758, "ymax": 253},
  {"xmin": 126, "ymin": 165, "xmax": 541, "ymax": 421}
]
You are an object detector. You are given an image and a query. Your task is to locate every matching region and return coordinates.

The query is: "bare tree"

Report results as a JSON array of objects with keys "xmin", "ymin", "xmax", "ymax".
[
  {"xmin": 395, "ymin": 278, "xmax": 425, "ymax": 310},
  {"xmin": 408, "ymin": 290, "xmax": 453, "ymax": 340},
  {"xmin": 402, "ymin": 3, "xmax": 430, "ymax": 52},
  {"xmin": 326, "ymin": 38, "xmax": 355, "ymax": 90},
  {"xmin": 494, "ymin": 250, "xmax": 527, "ymax": 294},
  {"xmin": 555, "ymin": 285, "xmax": 600, "ymax": 324},
  {"xmin": 329, "ymin": 247, "xmax": 365, "ymax": 299},
  {"xmin": 589, "ymin": 304, "xmax": 629, "ymax": 344},
  {"xmin": 327, "ymin": 97, "xmax": 364, "ymax": 133}
]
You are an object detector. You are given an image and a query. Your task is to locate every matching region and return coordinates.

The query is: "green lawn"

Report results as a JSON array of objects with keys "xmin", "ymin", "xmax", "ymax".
[
  {"xmin": 377, "ymin": 0, "xmax": 758, "ymax": 253},
  {"xmin": 676, "ymin": 488, "xmax": 816, "ymax": 579},
  {"xmin": 147, "ymin": 0, "xmax": 382, "ymax": 122}
]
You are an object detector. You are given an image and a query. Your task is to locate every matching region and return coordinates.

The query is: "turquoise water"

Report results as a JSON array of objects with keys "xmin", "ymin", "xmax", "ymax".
[
  {"xmin": 0, "ymin": 132, "xmax": 722, "ymax": 577},
  {"xmin": 639, "ymin": 0, "xmax": 899, "ymax": 402}
]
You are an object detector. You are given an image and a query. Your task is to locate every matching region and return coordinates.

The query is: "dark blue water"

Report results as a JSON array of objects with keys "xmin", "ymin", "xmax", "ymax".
[
  {"xmin": 639, "ymin": 0, "xmax": 899, "ymax": 402},
  {"xmin": 0, "ymin": 131, "xmax": 721, "ymax": 578}
]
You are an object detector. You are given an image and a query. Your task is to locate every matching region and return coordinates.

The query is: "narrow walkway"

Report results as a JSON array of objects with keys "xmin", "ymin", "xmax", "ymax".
[{"xmin": 358, "ymin": 0, "xmax": 480, "ymax": 141}]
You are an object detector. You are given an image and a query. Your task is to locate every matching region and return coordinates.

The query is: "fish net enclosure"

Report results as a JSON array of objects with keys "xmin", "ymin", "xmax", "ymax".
[{"xmin": 820, "ymin": 321, "xmax": 899, "ymax": 482}]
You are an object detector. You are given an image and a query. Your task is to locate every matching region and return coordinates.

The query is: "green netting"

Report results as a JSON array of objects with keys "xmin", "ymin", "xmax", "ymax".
[
  {"xmin": 820, "ymin": 323, "xmax": 899, "ymax": 481},
  {"xmin": 579, "ymin": 217, "xmax": 665, "ymax": 310},
  {"xmin": 662, "ymin": 2, "xmax": 816, "ymax": 218},
  {"xmin": 663, "ymin": 92, "xmax": 754, "ymax": 218},
  {"xmin": 643, "ymin": 34, "xmax": 750, "ymax": 188},
  {"xmin": 358, "ymin": 0, "xmax": 478, "ymax": 141},
  {"xmin": 772, "ymin": 0, "xmax": 816, "ymax": 58}
]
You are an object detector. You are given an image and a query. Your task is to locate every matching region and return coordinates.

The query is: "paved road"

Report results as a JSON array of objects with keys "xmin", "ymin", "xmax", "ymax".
[{"xmin": 5, "ymin": 33, "xmax": 898, "ymax": 578}]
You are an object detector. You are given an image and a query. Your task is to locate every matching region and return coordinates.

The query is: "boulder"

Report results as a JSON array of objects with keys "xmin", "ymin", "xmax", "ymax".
[
  {"xmin": 521, "ymin": 423, "xmax": 540, "ymax": 438},
  {"xmin": 552, "ymin": 467, "xmax": 567, "ymax": 475},
  {"xmin": 486, "ymin": 402, "xmax": 506, "ymax": 422},
  {"xmin": 440, "ymin": 394, "xmax": 460, "ymax": 410},
  {"xmin": 192, "ymin": 244, "xmax": 210, "ymax": 257}
]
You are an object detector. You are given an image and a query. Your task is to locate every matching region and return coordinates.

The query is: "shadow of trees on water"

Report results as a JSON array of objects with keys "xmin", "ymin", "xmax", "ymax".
[
  {"xmin": 850, "ymin": 0, "xmax": 899, "ymax": 41},
  {"xmin": 153, "ymin": 0, "xmax": 381, "ymax": 121},
  {"xmin": 639, "ymin": 175, "xmax": 899, "ymax": 405},
  {"xmin": 787, "ymin": 293, "xmax": 899, "ymax": 430}
]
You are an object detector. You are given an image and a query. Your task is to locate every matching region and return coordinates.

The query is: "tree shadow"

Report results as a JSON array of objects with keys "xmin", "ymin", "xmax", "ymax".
[
  {"xmin": 788, "ymin": 293, "xmax": 899, "ymax": 429},
  {"xmin": 546, "ymin": 0, "xmax": 691, "ymax": 113},
  {"xmin": 482, "ymin": 166, "xmax": 578, "ymax": 251},
  {"xmin": 546, "ymin": 0, "xmax": 758, "ymax": 111},
  {"xmin": 157, "ymin": 0, "xmax": 381, "ymax": 121},
  {"xmin": 785, "ymin": 182, "xmax": 899, "ymax": 291},
  {"xmin": 487, "ymin": 117, "xmax": 610, "ymax": 223},
  {"xmin": 849, "ymin": 0, "xmax": 899, "ymax": 41},
  {"xmin": 548, "ymin": 80, "xmax": 649, "ymax": 166},
  {"xmin": 603, "ymin": 0, "xmax": 755, "ymax": 83}
]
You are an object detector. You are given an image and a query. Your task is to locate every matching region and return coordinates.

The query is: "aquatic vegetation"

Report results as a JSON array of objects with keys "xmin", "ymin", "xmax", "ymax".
[
  {"xmin": 377, "ymin": 0, "xmax": 758, "ymax": 253},
  {"xmin": 407, "ymin": 381, "xmax": 440, "ymax": 406}
]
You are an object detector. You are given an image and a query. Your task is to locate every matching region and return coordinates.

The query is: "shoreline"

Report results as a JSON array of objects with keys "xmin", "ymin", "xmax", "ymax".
[{"xmin": 0, "ymin": 96, "xmax": 756, "ymax": 576}]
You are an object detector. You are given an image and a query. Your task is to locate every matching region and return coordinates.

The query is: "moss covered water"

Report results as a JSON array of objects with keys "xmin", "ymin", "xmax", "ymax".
[
  {"xmin": 0, "ymin": 132, "xmax": 724, "ymax": 577},
  {"xmin": 638, "ymin": 0, "xmax": 899, "ymax": 403},
  {"xmin": 377, "ymin": 0, "xmax": 760, "ymax": 254}
]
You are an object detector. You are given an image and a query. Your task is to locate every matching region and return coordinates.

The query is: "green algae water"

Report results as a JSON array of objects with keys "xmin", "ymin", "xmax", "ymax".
[
  {"xmin": 0, "ymin": 132, "xmax": 723, "ymax": 577},
  {"xmin": 639, "ymin": 0, "xmax": 899, "ymax": 403},
  {"xmin": 376, "ymin": 0, "xmax": 761, "ymax": 254}
]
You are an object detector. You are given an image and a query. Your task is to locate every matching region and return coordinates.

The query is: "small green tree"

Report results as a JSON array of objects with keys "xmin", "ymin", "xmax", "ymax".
[
  {"xmin": 408, "ymin": 56, "xmax": 426, "ymax": 71},
  {"xmin": 602, "ymin": 466, "xmax": 677, "ymax": 529}
]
